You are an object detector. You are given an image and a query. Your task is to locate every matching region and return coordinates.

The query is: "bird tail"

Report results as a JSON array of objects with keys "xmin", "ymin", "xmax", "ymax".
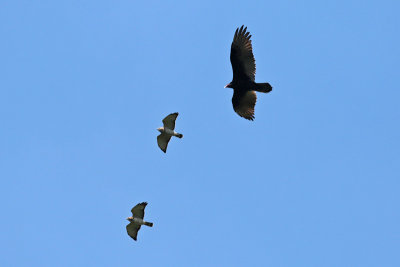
[
  {"xmin": 176, "ymin": 133, "xmax": 183, "ymax": 138},
  {"xmin": 254, "ymin": 82, "xmax": 272, "ymax": 93},
  {"xmin": 144, "ymin": 221, "xmax": 153, "ymax": 227}
]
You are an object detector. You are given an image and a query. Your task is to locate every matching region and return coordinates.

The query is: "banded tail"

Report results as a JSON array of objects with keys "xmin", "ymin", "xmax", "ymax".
[
  {"xmin": 255, "ymin": 82, "xmax": 273, "ymax": 93},
  {"xmin": 144, "ymin": 221, "xmax": 153, "ymax": 227}
]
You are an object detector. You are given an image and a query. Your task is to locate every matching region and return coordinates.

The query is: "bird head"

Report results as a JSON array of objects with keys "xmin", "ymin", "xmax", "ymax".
[
  {"xmin": 224, "ymin": 82, "xmax": 233, "ymax": 88},
  {"xmin": 157, "ymin": 127, "xmax": 163, "ymax": 133},
  {"xmin": 126, "ymin": 217, "xmax": 133, "ymax": 222}
]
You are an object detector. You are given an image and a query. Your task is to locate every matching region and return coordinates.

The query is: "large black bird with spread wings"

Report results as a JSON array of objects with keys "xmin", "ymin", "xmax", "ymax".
[{"xmin": 225, "ymin": 25, "xmax": 273, "ymax": 120}]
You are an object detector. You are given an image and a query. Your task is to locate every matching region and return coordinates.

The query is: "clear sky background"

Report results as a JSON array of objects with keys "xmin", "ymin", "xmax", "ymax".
[{"xmin": 1, "ymin": 0, "xmax": 399, "ymax": 266}]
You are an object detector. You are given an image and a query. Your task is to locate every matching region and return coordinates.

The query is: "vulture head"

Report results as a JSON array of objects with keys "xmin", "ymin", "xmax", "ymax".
[{"xmin": 224, "ymin": 82, "xmax": 233, "ymax": 88}]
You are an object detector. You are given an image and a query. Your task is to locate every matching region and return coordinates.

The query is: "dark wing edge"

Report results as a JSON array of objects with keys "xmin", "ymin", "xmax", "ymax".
[
  {"xmin": 162, "ymin": 112, "xmax": 179, "ymax": 130},
  {"xmin": 230, "ymin": 25, "xmax": 256, "ymax": 81},
  {"xmin": 131, "ymin": 202, "xmax": 148, "ymax": 218},
  {"xmin": 126, "ymin": 223, "xmax": 141, "ymax": 241},
  {"xmin": 157, "ymin": 133, "xmax": 172, "ymax": 153},
  {"xmin": 232, "ymin": 90, "xmax": 257, "ymax": 121}
]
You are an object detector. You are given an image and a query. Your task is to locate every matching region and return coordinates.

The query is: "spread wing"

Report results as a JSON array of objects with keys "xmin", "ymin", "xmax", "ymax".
[
  {"xmin": 232, "ymin": 90, "xmax": 257, "ymax": 121},
  {"xmin": 126, "ymin": 222, "xmax": 141, "ymax": 241},
  {"xmin": 157, "ymin": 133, "xmax": 171, "ymax": 153},
  {"xmin": 162, "ymin": 112, "xmax": 179, "ymax": 130},
  {"xmin": 131, "ymin": 202, "xmax": 147, "ymax": 219},
  {"xmin": 230, "ymin": 25, "xmax": 256, "ymax": 82}
]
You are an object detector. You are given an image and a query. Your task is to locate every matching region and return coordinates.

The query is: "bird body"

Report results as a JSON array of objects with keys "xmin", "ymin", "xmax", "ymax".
[
  {"xmin": 158, "ymin": 126, "xmax": 182, "ymax": 138},
  {"xmin": 157, "ymin": 112, "xmax": 183, "ymax": 153},
  {"xmin": 126, "ymin": 202, "xmax": 153, "ymax": 241},
  {"xmin": 226, "ymin": 25, "xmax": 273, "ymax": 120},
  {"xmin": 127, "ymin": 217, "xmax": 153, "ymax": 227}
]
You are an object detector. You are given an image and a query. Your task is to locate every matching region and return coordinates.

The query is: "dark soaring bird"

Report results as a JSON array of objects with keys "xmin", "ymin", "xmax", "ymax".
[
  {"xmin": 126, "ymin": 202, "xmax": 153, "ymax": 241},
  {"xmin": 157, "ymin": 112, "xmax": 183, "ymax": 153},
  {"xmin": 225, "ymin": 25, "xmax": 273, "ymax": 120}
]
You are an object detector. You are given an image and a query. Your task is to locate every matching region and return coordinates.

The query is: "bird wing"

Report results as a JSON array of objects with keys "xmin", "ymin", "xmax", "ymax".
[
  {"xmin": 131, "ymin": 202, "xmax": 147, "ymax": 219},
  {"xmin": 230, "ymin": 25, "xmax": 256, "ymax": 82},
  {"xmin": 162, "ymin": 112, "xmax": 179, "ymax": 130},
  {"xmin": 232, "ymin": 90, "xmax": 257, "ymax": 121},
  {"xmin": 126, "ymin": 222, "xmax": 141, "ymax": 241},
  {"xmin": 157, "ymin": 133, "xmax": 171, "ymax": 153}
]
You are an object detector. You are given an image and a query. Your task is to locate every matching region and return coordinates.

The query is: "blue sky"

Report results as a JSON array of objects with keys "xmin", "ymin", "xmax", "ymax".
[{"xmin": 1, "ymin": 0, "xmax": 399, "ymax": 266}]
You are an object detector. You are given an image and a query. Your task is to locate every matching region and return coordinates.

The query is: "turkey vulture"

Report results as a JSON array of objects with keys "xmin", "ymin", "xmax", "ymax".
[
  {"xmin": 157, "ymin": 112, "xmax": 183, "ymax": 153},
  {"xmin": 225, "ymin": 25, "xmax": 273, "ymax": 120},
  {"xmin": 126, "ymin": 202, "xmax": 153, "ymax": 241}
]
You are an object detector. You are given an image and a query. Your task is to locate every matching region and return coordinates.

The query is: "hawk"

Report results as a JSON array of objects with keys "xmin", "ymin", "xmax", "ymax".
[
  {"xmin": 157, "ymin": 112, "xmax": 183, "ymax": 153},
  {"xmin": 126, "ymin": 202, "xmax": 153, "ymax": 241},
  {"xmin": 225, "ymin": 25, "xmax": 273, "ymax": 120}
]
